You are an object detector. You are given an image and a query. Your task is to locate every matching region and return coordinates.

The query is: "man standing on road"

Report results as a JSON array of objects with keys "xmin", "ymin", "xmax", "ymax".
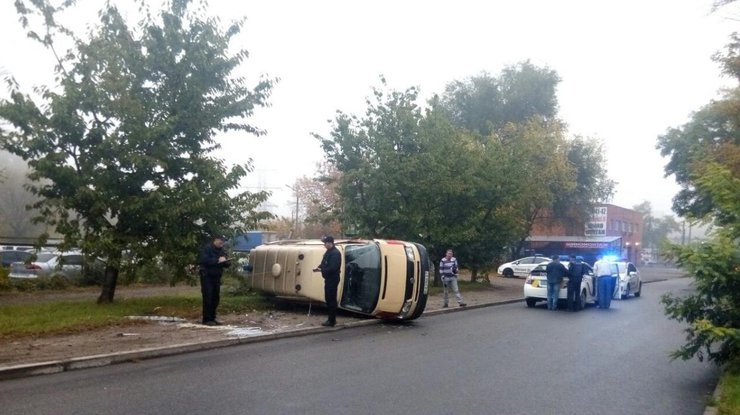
[
  {"xmin": 440, "ymin": 249, "xmax": 467, "ymax": 308},
  {"xmin": 313, "ymin": 236, "xmax": 342, "ymax": 327},
  {"xmin": 567, "ymin": 255, "xmax": 587, "ymax": 311},
  {"xmin": 592, "ymin": 254, "xmax": 612, "ymax": 309},
  {"xmin": 545, "ymin": 255, "xmax": 568, "ymax": 311},
  {"xmin": 197, "ymin": 235, "xmax": 231, "ymax": 326}
]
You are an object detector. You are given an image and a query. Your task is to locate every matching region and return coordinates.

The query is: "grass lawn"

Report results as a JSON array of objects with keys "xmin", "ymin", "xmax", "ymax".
[
  {"xmin": 0, "ymin": 291, "xmax": 271, "ymax": 339},
  {"xmin": 718, "ymin": 359, "xmax": 740, "ymax": 415}
]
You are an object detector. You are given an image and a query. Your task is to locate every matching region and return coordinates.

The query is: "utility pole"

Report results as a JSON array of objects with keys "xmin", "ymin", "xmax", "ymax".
[{"xmin": 285, "ymin": 184, "xmax": 299, "ymax": 238}]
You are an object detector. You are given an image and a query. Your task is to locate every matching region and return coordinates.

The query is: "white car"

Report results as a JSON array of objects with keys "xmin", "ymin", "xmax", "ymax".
[
  {"xmin": 612, "ymin": 261, "xmax": 642, "ymax": 299},
  {"xmin": 497, "ymin": 255, "xmax": 551, "ymax": 278},
  {"xmin": 523, "ymin": 261, "xmax": 597, "ymax": 309},
  {"xmin": 9, "ymin": 251, "xmax": 88, "ymax": 279}
]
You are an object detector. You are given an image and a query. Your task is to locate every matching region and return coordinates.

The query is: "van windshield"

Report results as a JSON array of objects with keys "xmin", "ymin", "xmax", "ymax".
[{"xmin": 341, "ymin": 243, "xmax": 381, "ymax": 313}]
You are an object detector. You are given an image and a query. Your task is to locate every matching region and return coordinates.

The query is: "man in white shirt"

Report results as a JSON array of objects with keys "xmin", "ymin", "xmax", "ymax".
[{"xmin": 592, "ymin": 255, "xmax": 614, "ymax": 309}]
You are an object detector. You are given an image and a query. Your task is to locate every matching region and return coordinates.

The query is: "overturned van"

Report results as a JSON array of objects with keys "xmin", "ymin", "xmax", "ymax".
[{"xmin": 248, "ymin": 239, "xmax": 430, "ymax": 320}]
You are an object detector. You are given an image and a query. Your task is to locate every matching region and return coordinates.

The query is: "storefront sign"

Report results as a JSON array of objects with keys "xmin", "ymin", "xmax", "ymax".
[
  {"xmin": 565, "ymin": 242, "xmax": 609, "ymax": 249},
  {"xmin": 585, "ymin": 206, "xmax": 607, "ymax": 237}
]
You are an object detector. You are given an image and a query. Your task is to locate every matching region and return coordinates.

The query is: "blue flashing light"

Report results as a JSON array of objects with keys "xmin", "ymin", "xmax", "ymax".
[{"xmin": 602, "ymin": 254, "xmax": 620, "ymax": 262}]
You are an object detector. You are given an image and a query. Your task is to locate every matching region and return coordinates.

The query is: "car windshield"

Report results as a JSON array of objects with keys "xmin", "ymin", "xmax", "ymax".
[{"xmin": 35, "ymin": 253, "xmax": 57, "ymax": 262}]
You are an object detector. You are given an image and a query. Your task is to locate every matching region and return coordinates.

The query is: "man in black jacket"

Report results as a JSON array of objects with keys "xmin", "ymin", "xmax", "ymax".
[
  {"xmin": 198, "ymin": 235, "xmax": 230, "ymax": 326},
  {"xmin": 567, "ymin": 255, "xmax": 587, "ymax": 311},
  {"xmin": 313, "ymin": 236, "xmax": 342, "ymax": 327}
]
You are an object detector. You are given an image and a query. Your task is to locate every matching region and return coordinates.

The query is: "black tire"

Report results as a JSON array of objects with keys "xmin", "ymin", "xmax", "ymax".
[
  {"xmin": 580, "ymin": 289, "xmax": 587, "ymax": 310},
  {"xmin": 634, "ymin": 282, "xmax": 642, "ymax": 297},
  {"xmin": 525, "ymin": 298, "xmax": 537, "ymax": 308},
  {"xmin": 408, "ymin": 243, "xmax": 430, "ymax": 320},
  {"xmin": 502, "ymin": 268, "xmax": 514, "ymax": 278},
  {"xmin": 621, "ymin": 284, "xmax": 629, "ymax": 300}
]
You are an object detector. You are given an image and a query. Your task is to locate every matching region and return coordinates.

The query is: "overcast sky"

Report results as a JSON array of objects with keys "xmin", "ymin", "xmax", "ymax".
[{"xmin": 1, "ymin": 0, "xmax": 738, "ymax": 218}]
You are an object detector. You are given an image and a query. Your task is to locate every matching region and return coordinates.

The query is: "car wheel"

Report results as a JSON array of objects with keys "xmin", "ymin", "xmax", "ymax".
[
  {"xmin": 503, "ymin": 268, "xmax": 514, "ymax": 278},
  {"xmin": 634, "ymin": 282, "xmax": 642, "ymax": 297},
  {"xmin": 580, "ymin": 289, "xmax": 587, "ymax": 310},
  {"xmin": 525, "ymin": 298, "xmax": 537, "ymax": 308},
  {"xmin": 621, "ymin": 284, "xmax": 630, "ymax": 300}
]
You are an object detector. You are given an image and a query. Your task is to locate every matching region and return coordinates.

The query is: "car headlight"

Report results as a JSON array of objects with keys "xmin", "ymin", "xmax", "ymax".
[
  {"xmin": 401, "ymin": 300, "xmax": 412, "ymax": 315},
  {"xmin": 404, "ymin": 246, "xmax": 415, "ymax": 261}
]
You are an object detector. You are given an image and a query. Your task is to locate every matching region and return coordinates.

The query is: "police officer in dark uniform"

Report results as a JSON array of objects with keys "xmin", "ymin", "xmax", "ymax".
[
  {"xmin": 313, "ymin": 236, "xmax": 341, "ymax": 327},
  {"xmin": 567, "ymin": 255, "xmax": 587, "ymax": 311},
  {"xmin": 197, "ymin": 235, "xmax": 230, "ymax": 326}
]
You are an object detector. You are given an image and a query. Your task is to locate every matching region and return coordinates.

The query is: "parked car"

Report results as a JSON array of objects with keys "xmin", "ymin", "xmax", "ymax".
[
  {"xmin": 612, "ymin": 261, "xmax": 642, "ymax": 299},
  {"xmin": 497, "ymin": 255, "xmax": 551, "ymax": 278},
  {"xmin": 523, "ymin": 261, "xmax": 598, "ymax": 309},
  {"xmin": 0, "ymin": 250, "xmax": 33, "ymax": 268},
  {"xmin": 0, "ymin": 245, "xmax": 34, "ymax": 252},
  {"xmin": 8, "ymin": 251, "xmax": 97, "ymax": 279}
]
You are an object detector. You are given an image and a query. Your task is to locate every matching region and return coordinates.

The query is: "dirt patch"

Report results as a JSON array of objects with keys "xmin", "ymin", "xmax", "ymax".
[{"xmin": 0, "ymin": 276, "xmax": 525, "ymax": 367}]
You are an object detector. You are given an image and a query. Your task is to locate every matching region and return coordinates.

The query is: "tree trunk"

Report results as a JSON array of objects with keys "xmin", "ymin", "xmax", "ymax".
[
  {"xmin": 98, "ymin": 250, "xmax": 122, "ymax": 303},
  {"xmin": 97, "ymin": 265, "xmax": 119, "ymax": 303},
  {"xmin": 470, "ymin": 268, "xmax": 478, "ymax": 283}
]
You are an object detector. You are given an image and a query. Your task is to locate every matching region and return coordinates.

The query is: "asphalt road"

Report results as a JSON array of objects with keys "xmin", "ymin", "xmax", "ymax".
[{"xmin": 0, "ymin": 276, "xmax": 717, "ymax": 415}]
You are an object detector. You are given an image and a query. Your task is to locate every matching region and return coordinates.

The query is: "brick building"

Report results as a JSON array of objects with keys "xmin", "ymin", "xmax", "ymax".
[{"xmin": 523, "ymin": 204, "xmax": 644, "ymax": 265}]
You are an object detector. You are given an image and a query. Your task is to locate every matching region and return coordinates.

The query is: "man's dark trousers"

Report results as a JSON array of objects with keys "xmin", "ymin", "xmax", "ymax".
[
  {"xmin": 200, "ymin": 272, "xmax": 222, "ymax": 323},
  {"xmin": 567, "ymin": 277, "xmax": 583, "ymax": 311},
  {"xmin": 324, "ymin": 276, "xmax": 340, "ymax": 324}
]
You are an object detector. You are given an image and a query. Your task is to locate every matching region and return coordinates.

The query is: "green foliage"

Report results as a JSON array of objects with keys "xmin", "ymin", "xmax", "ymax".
[
  {"xmin": 633, "ymin": 201, "xmax": 681, "ymax": 249},
  {"xmin": 439, "ymin": 61, "xmax": 561, "ymax": 136},
  {"xmin": 316, "ymin": 65, "xmax": 614, "ymax": 277},
  {"xmin": 661, "ymin": 231, "xmax": 740, "ymax": 365},
  {"xmin": 717, "ymin": 358, "xmax": 740, "ymax": 414},
  {"xmin": 659, "ymin": 34, "xmax": 740, "ymax": 366},
  {"xmin": 10, "ymin": 275, "xmax": 72, "ymax": 291},
  {"xmin": 0, "ymin": 292, "xmax": 272, "ymax": 339},
  {"xmin": 657, "ymin": 33, "xmax": 740, "ymax": 221},
  {"xmin": 0, "ymin": 0, "xmax": 274, "ymax": 301},
  {"xmin": 0, "ymin": 267, "xmax": 10, "ymax": 291}
]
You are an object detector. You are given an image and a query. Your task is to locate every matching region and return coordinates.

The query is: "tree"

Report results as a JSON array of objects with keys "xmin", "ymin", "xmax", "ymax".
[
  {"xmin": 0, "ymin": 151, "xmax": 47, "ymax": 238},
  {"xmin": 633, "ymin": 201, "xmax": 681, "ymax": 259},
  {"xmin": 440, "ymin": 61, "xmax": 561, "ymax": 137},
  {"xmin": 440, "ymin": 64, "xmax": 614, "ymax": 259},
  {"xmin": 658, "ymin": 31, "xmax": 740, "ymax": 365},
  {"xmin": 0, "ymin": 0, "xmax": 273, "ymax": 302},
  {"xmin": 293, "ymin": 162, "xmax": 342, "ymax": 238},
  {"xmin": 316, "ymin": 79, "xmax": 557, "ymax": 281}
]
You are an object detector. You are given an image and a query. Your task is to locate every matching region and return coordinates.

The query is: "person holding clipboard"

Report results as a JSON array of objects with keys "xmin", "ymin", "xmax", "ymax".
[{"xmin": 197, "ymin": 235, "xmax": 231, "ymax": 326}]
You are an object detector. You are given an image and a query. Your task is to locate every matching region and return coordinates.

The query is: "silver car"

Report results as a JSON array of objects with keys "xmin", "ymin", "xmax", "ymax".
[
  {"xmin": 9, "ymin": 251, "xmax": 88, "ymax": 279},
  {"xmin": 612, "ymin": 261, "xmax": 642, "ymax": 299}
]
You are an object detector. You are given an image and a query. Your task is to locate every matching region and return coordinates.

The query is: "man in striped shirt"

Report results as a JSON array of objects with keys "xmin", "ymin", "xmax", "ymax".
[{"xmin": 440, "ymin": 249, "xmax": 467, "ymax": 308}]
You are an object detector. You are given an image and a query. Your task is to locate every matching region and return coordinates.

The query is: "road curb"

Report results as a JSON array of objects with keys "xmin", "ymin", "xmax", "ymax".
[
  {"xmin": 0, "ymin": 298, "xmax": 524, "ymax": 381},
  {"xmin": 703, "ymin": 377, "xmax": 723, "ymax": 415}
]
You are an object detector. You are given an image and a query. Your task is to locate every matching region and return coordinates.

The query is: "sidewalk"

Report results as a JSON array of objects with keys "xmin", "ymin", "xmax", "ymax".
[{"xmin": 0, "ymin": 276, "xmax": 526, "ymax": 380}]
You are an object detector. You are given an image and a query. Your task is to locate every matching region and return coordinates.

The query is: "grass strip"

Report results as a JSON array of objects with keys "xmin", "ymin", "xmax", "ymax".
[
  {"xmin": 0, "ymin": 291, "xmax": 270, "ymax": 339},
  {"xmin": 718, "ymin": 358, "xmax": 740, "ymax": 415}
]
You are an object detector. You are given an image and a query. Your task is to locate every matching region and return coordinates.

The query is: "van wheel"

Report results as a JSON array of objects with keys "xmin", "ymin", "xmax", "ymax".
[
  {"xmin": 634, "ymin": 282, "xmax": 642, "ymax": 297},
  {"xmin": 503, "ymin": 268, "xmax": 514, "ymax": 278},
  {"xmin": 525, "ymin": 298, "xmax": 537, "ymax": 308}
]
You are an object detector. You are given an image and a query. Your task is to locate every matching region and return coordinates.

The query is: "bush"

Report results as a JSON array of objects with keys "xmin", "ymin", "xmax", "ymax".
[
  {"xmin": 9, "ymin": 274, "xmax": 72, "ymax": 291},
  {"xmin": 661, "ymin": 231, "xmax": 740, "ymax": 366},
  {"xmin": 0, "ymin": 267, "xmax": 10, "ymax": 291}
]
